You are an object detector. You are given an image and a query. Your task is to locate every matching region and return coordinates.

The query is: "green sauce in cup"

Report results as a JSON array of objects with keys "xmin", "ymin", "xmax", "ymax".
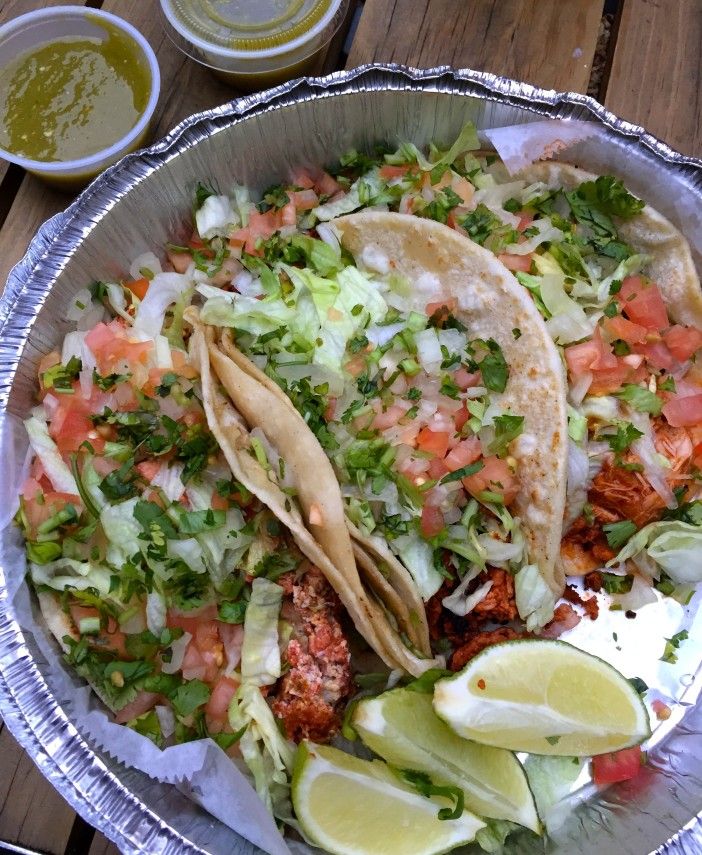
[{"xmin": 0, "ymin": 19, "xmax": 150, "ymax": 163}]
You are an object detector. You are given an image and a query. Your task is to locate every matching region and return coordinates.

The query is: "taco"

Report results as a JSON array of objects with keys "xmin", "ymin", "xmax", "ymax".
[
  {"xmin": 197, "ymin": 210, "xmax": 569, "ymax": 655},
  {"xmin": 356, "ymin": 145, "xmax": 702, "ymax": 592},
  {"xmin": 20, "ymin": 326, "xmax": 362, "ymax": 804}
]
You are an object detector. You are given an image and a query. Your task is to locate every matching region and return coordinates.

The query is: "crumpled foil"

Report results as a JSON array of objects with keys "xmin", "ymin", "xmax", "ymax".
[{"xmin": 1, "ymin": 64, "xmax": 702, "ymax": 854}]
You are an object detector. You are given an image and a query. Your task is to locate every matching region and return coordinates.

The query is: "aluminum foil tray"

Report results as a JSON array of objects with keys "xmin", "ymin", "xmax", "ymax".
[{"xmin": 1, "ymin": 64, "xmax": 701, "ymax": 855}]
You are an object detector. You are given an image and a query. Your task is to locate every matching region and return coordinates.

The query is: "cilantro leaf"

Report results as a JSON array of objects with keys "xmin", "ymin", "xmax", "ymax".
[
  {"xmin": 603, "ymin": 519, "xmax": 637, "ymax": 550},
  {"xmin": 616, "ymin": 384, "xmax": 663, "ymax": 416},
  {"xmin": 170, "ymin": 679, "xmax": 211, "ymax": 717},
  {"xmin": 396, "ymin": 769, "xmax": 464, "ymax": 821},
  {"xmin": 218, "ymin": 600, "xmax": 248, "ymax": 624},
  {"xmin": 661, "ymin": 630, "xmax": 689, "ymax": 664},
  {"xmin": 488, "ymin": 414, "xmax": 525, "ymax": 456},
  {"xmin": 576, "ymin": 176, "xmax": 645, "ymax": 219},
  {"xmin": 478, "ymin": 339, "xmax": 509, "ymax": 393},
  {"xmin": 604, "ymin": 422, "xmax": 644, "ymax": 453}
]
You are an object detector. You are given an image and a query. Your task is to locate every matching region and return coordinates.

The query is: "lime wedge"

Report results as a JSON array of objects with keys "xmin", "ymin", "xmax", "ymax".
[
  {"xmin": 352, "ymin": 688, "xmax": 540, "ymax": 832},
  {"xmin": 433, "ymin": 639, "xmax": 650, "ymax": 756},
  {"xmin": 292, "ymin": 741, "xmax": 485, "ymax": 855}
]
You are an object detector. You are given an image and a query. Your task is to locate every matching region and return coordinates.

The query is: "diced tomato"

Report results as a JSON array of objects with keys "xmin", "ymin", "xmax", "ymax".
[
  {"xmin": 618, "ymin": 276, "xmax": 668, "ymax": 331},
  {"xmin": 604, "ymin": 315, "xmax": 647, "ymax": 345},
  {"xmin": 344, "ymin": 352, "xmax": 368, "ymax": 377},
  {"xmin": 454, "ymin": 404, "xmax": 470, "ymax": 432},
  {"xmin": 52, "ymin": 404, "xmax": 95, "ymax": 453},
  {"xmin": 378, "ymin": 164, "xmax": 412, "ymax": 180},
  {"xmin": 127, "ymin": 277, "xmax": 149, "ymax": 300},
  {"xmin": 427, "ymin": 457, "xmax": 449, "ymax": 480},
  {"xmin": 592, "ymin": 746, "xmax": 643, "ymax": 786},
  {"xmin": 373, "ymin": 404, "xmax": 407, "ymax": 430},
  {"xmin": 588, "ymin": 360, "xmax": 634, "ymax": 396},
  {"xmin": 181, "ymin": 643, "xmax": 208, "ymax": 682},
  {"xmin": 664, "ymin": 325, "xmax": 702, "ymax": 362},
  {"xmin": 136, "ymin": 460, "xmax": 162, "ymax": 482},
  {"xmin": 444, "ymin": 438, "xmax": 482, "ymax": 472},
  {"xmin": 417, "ymin": 428, "xmax": 450, "ymax": 457},
  {"xmin": 167, "ymin": 605, "xmax": 220, "ymax": 635},
  {"xmin": 663, "ymin": 393, "xmax": 702, "ymax": 427},
  {"xmin": 516, "ymin": 213, "xmax": 534, "ymax": 233},
  {"xmin": 114, "ymin": 691, "xmax": 160, "ymax": 725},
  {"xmin": 206, "ymin": 675, "xmax": 239, "ymax": 720},
  {"xmin": 497, "ymin": 253, "xmax": 533, "ymax": 273},
  {"xmin": 463, "ymin": 455, "xmax": 519, "ymax": 506},
  {"xmin": 565, "ymin": 327, "xmax": 618, "ymax": 377},
  {"xmin": 454, "ymin": 367, "xmax": 480, "ymax": 390},
  {"xmin": 420, "ymin": 503, "xmax": 445, "ymax": 538},
  {"xmin": 167, "ymin": 250, "xmax": 192, "ymax": 274},
  {"xmin": 451, "ymin": 175, "xmax": 474, "ymax": 206},
  {"xmin": 633, "ymin": 340, "xmax": 674, "ymax": 371},
  {"xmin": 280, "ymin": 201, "xmax": 297, "ymax": 226},
  {"xmin": 290, "ymin": 189, "xmax": 318, "ymax": 211},
  {"xmin": 85, "ymin": 320, "xmax": 153, "ymax": 375},
  {"xmin": 290, "ymin": 168, "xmax": 315, "ymax": 189},
  {"xmin": 426, "ymin": 298, "xmax": 457, "ymax": 320},
  {"xmin": 315, "ymin": 170, "xmax": 342, "ymax": 196}
]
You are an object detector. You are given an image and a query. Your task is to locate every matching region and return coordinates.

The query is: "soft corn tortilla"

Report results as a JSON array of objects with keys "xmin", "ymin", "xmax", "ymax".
[
  {"xmin": 334, "ymin": 212, "xmax": 569, "ymax": 595},
  {"xmin": 216, "ymin": 329, "xmax": 432, "ymax": 655},
  {"xmin": 186, "ymin": 310, "xmax": 436, "ymax": 676},
  {"xmin": 519, "ymin": 162, "xmax": 702, "ymax": 327}
]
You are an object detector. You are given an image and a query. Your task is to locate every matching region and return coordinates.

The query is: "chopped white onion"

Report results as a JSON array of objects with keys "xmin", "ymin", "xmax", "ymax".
[
  {"xmin": 568, "ymin": 372, "xmax": 593, "ymax": 407},
  {"xmin": 130, "ymin": 251, "xmax": 163, "ymax": 281},
  {"xmin": 151, "ymin": 462, "xmax": 186, "ymax": 501},
  {"xmin": 366, "ymin": 322, "xmax": 405, "ymax": 347},
  {"xmin": 146, "ymin": 590, "xmax": 167, "ymax": 635},
  {"xmin": 161, "ymin": 631, "xmax": 192, "ymax": 674},
  {"xmin": 155, "ymin": 705, "xmax": 176, "ymax": 739},
  {"xmin": 316, "ymin": 222, "xmax": 342, "ymax": 257},
  {"xmin": 416, "ymin": 328, "xmax": 443, "ymax": 374}
]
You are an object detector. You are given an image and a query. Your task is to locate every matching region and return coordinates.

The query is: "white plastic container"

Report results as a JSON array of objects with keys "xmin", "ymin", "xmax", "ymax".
[
  {"xmin": 160, "ymin": 0, "xmax": 349, "ymax": 90},
  {"xmin": 0, "ymin": 6, "xmax": 160, "ymax": 188}
]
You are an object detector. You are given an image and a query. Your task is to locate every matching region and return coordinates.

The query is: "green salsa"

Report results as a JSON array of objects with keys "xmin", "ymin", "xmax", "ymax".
[{"xmin": 0, "ymin": 20, "xmax": 151, "ymax": 163}]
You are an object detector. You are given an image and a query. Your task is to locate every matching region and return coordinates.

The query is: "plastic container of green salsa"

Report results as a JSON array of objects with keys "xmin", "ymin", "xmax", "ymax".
[
  {"xmin": 160, "ymin": 0, "xmax": 350, "ymax": 90},
  {"xmin": 0, "ymin": 6, "xmax": 160, "ymax": 188}
]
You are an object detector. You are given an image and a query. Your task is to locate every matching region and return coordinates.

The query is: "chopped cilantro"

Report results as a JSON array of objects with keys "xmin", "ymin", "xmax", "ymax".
[
  {"xmin": 604, "ymin": 422, "xmax": 644, "ymax": 453},
  {"xmin": 616, "ymin": 384, "xmax": 663, "ymax": 416},
  {"xmin": 603, "ymin": 519, "xmax": 637, "ymax": 550},
  {"xmin": 488, "ymin": 414, "xmax": 525, "ymax": 456},
  {"xmin": 660, "ymin": 630, "xmax": 689, "ymax": 665}
]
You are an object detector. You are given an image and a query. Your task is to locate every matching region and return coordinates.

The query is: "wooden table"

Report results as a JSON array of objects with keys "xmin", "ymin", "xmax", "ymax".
[{"xmin": 0, "ymin": 0, "xmax": 700, "ymax": 852}]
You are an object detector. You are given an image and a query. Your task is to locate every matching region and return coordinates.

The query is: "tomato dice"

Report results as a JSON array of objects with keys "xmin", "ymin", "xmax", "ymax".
[
  {"xmin": 206, "ymin": 675, "xmax": 240, "ymax": 721},
  {"xmin": 604, "ymin": 315, "xmax": 647, "ymax": 345},
  {"xmin": 417, "ymin": 428, "xmax": 450, "ymax": 458},
  {"xmin": 497, "ymin": 253, "xmax": 533, "ymax": 273},
  {"xmin": 290, "ymin": 189, "xmax": 318, "ymax": 211},
  {"xmin": 565, "ymin": 328, "xmax": 618, "ymax": 377},
  {"xmin": 85, "ymin": 320, "xmax": 153, "ymax": 375},
  {"xmin": 420, "ymin": 503, "xmax": 445, "ymax": 538},
  {"xmin": 426, "ymin": 298, "xmax": 457, "ymax": 320},
  {"xmin": 463, "ymin": 455, "xmax": 519, "ymax": 506},
  {"xmin": 444, "ymin": 438, "xmax": 482, "ymax": 472},
  {"xmin": 427, "ymin": 457, "xmax": 450, "ymax": 480},
  {"xmin": 662, "ymin": 393, "xmax": 702, "ymax": 427},
  {"xmin": 127, "ymin": 277, "xmax": 149, "ymax": 300},
  {"xmin": 618, "ymin": 277, "xmax": 668, "ymax": 331},
  {"xmin": 634, "ymin": 340, "xmax": 674, "ymax": 371},
  {"xmin": 663, "ymin": 325, "xmax": 702, "ymax": 362},
  {"xmin": 592, "ymin": 746, "xmax": 643, "ymax": 786},
  {"xmin": 379, "ymin": 164, "xmax": 412, "ymax": 180}
]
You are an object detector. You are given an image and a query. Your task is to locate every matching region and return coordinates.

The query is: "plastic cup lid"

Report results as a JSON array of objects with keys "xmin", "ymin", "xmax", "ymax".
[{"xmin": 166, "ymin": 0, "xmax": 338, "ymax": 55}]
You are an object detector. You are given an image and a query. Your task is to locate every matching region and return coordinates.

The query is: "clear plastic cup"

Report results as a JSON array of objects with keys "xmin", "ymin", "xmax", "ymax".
[
  {"xmin": 160, "ymin": 0, "xmax": 349, "ymax": 90},
  {"xmin": 0, "ymin": 6, "xmax": 161, "ymax": 189}
]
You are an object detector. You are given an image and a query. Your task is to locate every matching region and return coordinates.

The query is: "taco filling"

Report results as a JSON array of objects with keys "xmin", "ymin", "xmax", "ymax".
[{"xmin": 18, "ymin": 321, "xmax": 354, "ymax": 781}]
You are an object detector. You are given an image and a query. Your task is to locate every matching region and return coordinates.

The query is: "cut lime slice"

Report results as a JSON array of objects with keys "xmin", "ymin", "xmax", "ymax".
[
  {"xmin": 433, "ymin": 639, "xmax": 650, "ymax": 756},
  {"xmin": 352, "ymin": 688, "xmax": 540, "ymax": 832},
  {"xmin": 292, "ymin": 741, "xmax": 485, "ymax": 855}
]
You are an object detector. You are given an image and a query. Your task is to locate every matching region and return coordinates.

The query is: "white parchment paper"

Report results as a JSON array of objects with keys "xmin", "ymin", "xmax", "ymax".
[
  {"xmin": 0, "ymin": 413, "xmax": 292, "ymax": 855},
  {"xmin": 483, "ymin": 120, "xmax": 598, "ymax": 174}
]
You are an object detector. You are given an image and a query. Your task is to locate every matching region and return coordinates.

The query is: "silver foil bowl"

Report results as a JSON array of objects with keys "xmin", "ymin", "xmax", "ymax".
[{"xmin": 1, "ymin": 65, "xmax": 701, "ymax": 854}]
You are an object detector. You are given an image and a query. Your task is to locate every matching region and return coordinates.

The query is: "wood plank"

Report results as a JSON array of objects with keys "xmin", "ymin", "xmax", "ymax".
[
  {"xmin": 604, "ymin": 0, "xmax": 702, "ymax": 158},
  {"xmin": 0, "ymin": 2, "xmax": 233, "ymax": 294},
  {"xmin": 346, "ymin": 0, "xmax": 604, "ymax": 93},
  {"xmin": 88, "ymin": 830, "xmax": 122, "ymax": 855},
  {"xmin": 0, "ymin": 725, "xmax": 76, "ymax": 854}
]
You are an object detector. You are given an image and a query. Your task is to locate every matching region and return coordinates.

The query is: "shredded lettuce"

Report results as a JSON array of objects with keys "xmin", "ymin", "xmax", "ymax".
[
  {"xmin": 610, "ymin": 520, "xmax": 702, "ymax": 583},
  {"xmin": 133, "ymin": 272, "xmax": 193, "ymax": 339},
  {"xmin": 313, "ymin": 181, "xmax": 363, "ymax": 221},
  {"xmin": 24, "ymin": 414, "xmax": 78, "ymax": 494},
  {"xmin": 30, "ymin": 557, "xmax": 113, "ymax": 595},
  {"xmin": 514, "ymin": 564, "xmax": 556, "ymax": 631},
  {"xmin": 100, "ymin": 497, "xmax": 142, "ymax": 567},
  {"xmin": 199, "ymin": 290, "xmax": 297, "ymax": 334},
  {"xmin": 392, "ymin": 533, "xmax": 443, "ymax": 600},
  {"xmin": 240, "ymin": 578, "xmax": 284, "ymax": 686}
]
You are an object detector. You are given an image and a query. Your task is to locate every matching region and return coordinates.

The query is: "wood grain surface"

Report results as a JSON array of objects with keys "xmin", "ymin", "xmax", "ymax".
[
  {"xmin": 604, "ymin": 0, "xmax": 702, "ymax": 158},
  {"xmin": 0, "ymin": 0, "xmax": 233, "ymax": 295},
  {"xmin": 0, "ymin": 721, "xmax": 76, "ymax": 853},
  {"xmin": 346, "ymin": 0, "xmax": 604, "ymax": 93}
]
